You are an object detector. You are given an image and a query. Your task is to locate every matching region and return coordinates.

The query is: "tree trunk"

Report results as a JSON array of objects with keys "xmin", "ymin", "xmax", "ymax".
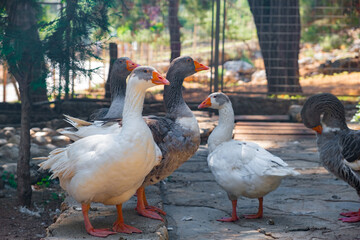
[
  {"xmin": 18, "ymin": 80, "xmax": 32, "ymax": 207},
  {"xmin": 248, "ymin": 0, "xmax": 302, "ymax": 93},
  {"xmin": 3, "ymin": 0, "xmax": 46, "ymax": 206},
  {"xmin": 168, "ymin": 0, "xmax": 181, "ymax": 62},
  {"xmin": 105, "ymin": 42, "xmax": 118, "ymax": 99}
]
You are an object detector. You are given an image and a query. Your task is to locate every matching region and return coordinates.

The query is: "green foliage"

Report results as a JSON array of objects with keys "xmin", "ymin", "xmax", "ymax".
[
  {"xmin": 300, "ymin": 0, "xmax": 359, "ymax": 49},
  {"xmin": 36, "ymin": 175, "xmax": 52, "ymax": 188},
  {"xmin": 352, "ymin": 103, "xmax": 360, "ymax": 123},
  {"xmin": 43, "ymin": 0, "xmax": 114, "ymax": 99},
  {"xmin": 1, "ymin": 171, "xmax": 17, "ymax": 189}
]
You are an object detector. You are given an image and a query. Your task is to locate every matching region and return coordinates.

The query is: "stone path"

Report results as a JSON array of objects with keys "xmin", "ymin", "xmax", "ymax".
[
  {"xmin": 162, "ymin": 121, "xmax": 360, "ymax": 240},
  {"xmin": 44, "ymin": 117, "xmax": 360, "ymax": 239}
]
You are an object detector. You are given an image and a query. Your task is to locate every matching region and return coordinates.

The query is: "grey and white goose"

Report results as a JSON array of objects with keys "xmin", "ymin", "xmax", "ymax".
[
  {"xmin": 134, "ymin": 56, "xmax": 209, "ymax": 220},
  {"xmin": 61, "ymin": 57, "xmax": 138, "ymax": 140},
  {"xmin": 198, "ymin": 92, "xmax": 299, "ymax": 222},
  {"xmin": 301, "ymin": 93, "xmax": 360, "ymax": 223}
]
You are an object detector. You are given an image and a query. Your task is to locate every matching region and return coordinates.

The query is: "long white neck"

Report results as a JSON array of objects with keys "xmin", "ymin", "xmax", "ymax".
[
  {"xmin": 208, "ymin": 102, "xmax": 235, "ymax": 153},
  {"xmin": 121, "ymin": 79, "xmax": 147, "ymax": 130}
]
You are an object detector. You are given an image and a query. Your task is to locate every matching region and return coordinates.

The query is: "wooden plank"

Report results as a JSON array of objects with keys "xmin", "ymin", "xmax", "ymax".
[
  {"xmin": 234, "ymin": 134, "xmax": 316, "ymax": 141},
  {"xmin": 234, "ymin": 115, "xmax": 290, "ymax": 122},
  {"xmin": 233, "ymin": 129, "xmax": 314, "ymax": 135}
]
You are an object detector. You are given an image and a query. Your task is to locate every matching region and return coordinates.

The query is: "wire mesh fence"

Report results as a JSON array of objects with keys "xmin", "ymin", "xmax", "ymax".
[{"xmin": 1, "ymin": 0, "xmax": 359, "ymax": 102}]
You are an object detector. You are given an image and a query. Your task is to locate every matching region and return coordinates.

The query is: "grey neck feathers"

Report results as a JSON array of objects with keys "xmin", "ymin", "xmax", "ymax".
[
  {"xmin": 208, "ymin": 102, "xmax": 235, "ymax": 153},
  {"xmin": 110, "ymin": 71, "xmax": 127, "ymax": 101},
  {"xmin": 164, "ymin": 71, "xmax": 192, "ymax": 119}
]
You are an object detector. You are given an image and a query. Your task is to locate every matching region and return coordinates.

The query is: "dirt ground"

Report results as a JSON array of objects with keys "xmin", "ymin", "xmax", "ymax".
[{"xmin": 0, "ymin": 184, "xmax": 64, "ymax": 240}]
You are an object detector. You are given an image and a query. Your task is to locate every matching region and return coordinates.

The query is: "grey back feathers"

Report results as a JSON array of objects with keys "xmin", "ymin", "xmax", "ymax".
[{"xmin": 301, "ymin": 93, "xmax": 347, "ymax": 130}]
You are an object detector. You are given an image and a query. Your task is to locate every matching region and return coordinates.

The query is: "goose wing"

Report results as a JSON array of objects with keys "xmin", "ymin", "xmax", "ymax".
[{"xmin": 339, "ymin": 130, "xmax": 360, "ymax": 170}]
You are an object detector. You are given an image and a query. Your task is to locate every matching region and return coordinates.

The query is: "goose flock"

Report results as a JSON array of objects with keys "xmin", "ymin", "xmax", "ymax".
[{"xmin": 38, "ymin": 56, "xmax": 360, "ymax": 237}]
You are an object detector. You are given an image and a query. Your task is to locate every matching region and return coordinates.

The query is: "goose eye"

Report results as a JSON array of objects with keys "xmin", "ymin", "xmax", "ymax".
[
  {"xmin": 144, "ymin": 70, "xmax": 148, "ymax": 73},
  {"xmin": 119, "ymin": 61, "xmax": 122, "ymax": 64},
  {"xmin": 213, "ymin": 95, "xmax": 217, "ymax": 98},
  {"xmin": 187, "ymin": 59, "xmax": 191, "ymax": 62}
]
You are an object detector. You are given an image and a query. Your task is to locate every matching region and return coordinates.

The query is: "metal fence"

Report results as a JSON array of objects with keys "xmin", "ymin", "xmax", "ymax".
[{"xmin": 1, "ymin": 0, "xmax": 360, "ymax": 102}]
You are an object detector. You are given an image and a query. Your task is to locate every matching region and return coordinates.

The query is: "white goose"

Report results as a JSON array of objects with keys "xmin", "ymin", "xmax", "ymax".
[
  {"xmin": 39, "ymin": 66, "xmax": 169, "ymax": 237},
  {"xmin": 198, "ymin": 92, "xmax": 299, "ymax": 222}
]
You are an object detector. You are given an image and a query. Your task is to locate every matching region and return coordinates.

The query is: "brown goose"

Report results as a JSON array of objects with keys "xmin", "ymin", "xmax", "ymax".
[{"xmin": 301, "ymin": 93, "xmax": 360, "ymax": 222}]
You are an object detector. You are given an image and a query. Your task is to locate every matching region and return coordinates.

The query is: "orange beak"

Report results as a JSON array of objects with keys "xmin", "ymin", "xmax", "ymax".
[
  {"xmin": 194, "ymin": 60, "xmax": 209, "ymax": 72},
  {"xmin": 126, "ymin": 60, "xmax": 139, "ymax": 71},
  {"xmin": 152, "ymin": 71, "xmax": 170, "ymax": 85},
  {"xmin": 312, "ymin": 125, "xmax": 323, "ymax": 134},
  {"xmin": 198, "ymin": 97, "xmax": 212, "ymax": 109}
]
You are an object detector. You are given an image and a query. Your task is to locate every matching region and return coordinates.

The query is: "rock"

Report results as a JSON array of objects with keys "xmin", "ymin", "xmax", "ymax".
[
  {"xmin": 3, "ymin": 127, "xmax": 15, "ymax": 134},
  {"xmin": 45, "ymin": 144, "xmax": 57, "ymax": 150},
  {"xmin": 251, "ymin": 70, "xmax": 266, "ymax": 83},
  {"xmin": 31, "ymin": 127, "xmax": 41, "ymax": 132},
  {"xmin": 30, "ymin": 143, "xmax": 50, "ymax": 158},
  {"xmin": 51, "ymin": 135, "xmax": 70, "ymax": 146},
  {"xmin": 298, "ymin": 57, "xmax": 313, "ymax": 65},
  {"xmin": 288, "ymin": 105, "xmax": 303, "ymax": 122},
  {"xmin": 30, "ymin": 129, "xmax": 36, "ymax": 136},
  {"xmin": 0, "ymin": 143, "xmax": 19, "ymax": 161},
  {"xmin": 2, "ymin": 163, "xmax": 17, "ymax": 176},
  {"xmin": 0, "ymin": 138, "xmax": 7, "ymax": 146},
  {"xmin": 33, "ymin": 136, "xmax": 51, "ymax": 145},
  {"xmin": 4, "ymin": 130, "xmax": 14, "ymax": 138},
  {"xmin": 42, "ymin": 128, "xmax": 57, "ymax": 136},
  {"xmin": 8, "ymin": 135, "xmax": 20, "ymax": 145}
]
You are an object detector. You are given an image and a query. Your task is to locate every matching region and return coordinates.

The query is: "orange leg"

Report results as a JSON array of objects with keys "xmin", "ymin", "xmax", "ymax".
[
  {"xmin": 339, "ymin": 209, "xmax": 360, "ymax": 223},
  {"xmin": 143, "ymin": 188, "xmax": 167, "ymax": 216},
  {"xmin": 113, "ymin": 204, "xmax": 142, "ymax": 234},
  {"xmin": 81, "ymin": 203, "xmax": 116, "ymax": 237},
  {"xmin": 135, "ymin": 187, "xmax": 164, "ymax": 221},
  {"xmin": 217, "ymin": 200, "xmax": 239, "ymax": 222},
  {"xmin": 244, "ymin": 197, "xmax": 263, "ymax": 219}
]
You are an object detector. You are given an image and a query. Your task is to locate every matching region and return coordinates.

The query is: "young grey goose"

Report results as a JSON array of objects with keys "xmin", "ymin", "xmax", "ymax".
[
  {"xmin": 301, "ymin": 93, "xmax": 360, "ymax": 222},
  {"xmin": 91, "ymin": 57, "xmax": 139, "ymax": 120},
  {"xmin": 61, "ymin": 57, "xmax": 138, "ymax": 140},
  {"xmin": 198, "ymin": 92, "xmax": 299, "ymax": 221}
]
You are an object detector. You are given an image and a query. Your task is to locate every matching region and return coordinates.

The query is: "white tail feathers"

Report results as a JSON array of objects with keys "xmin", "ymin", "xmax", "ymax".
[{"xmin": 63, "ymin": 114, "xmax": 92, "ymax": 128}]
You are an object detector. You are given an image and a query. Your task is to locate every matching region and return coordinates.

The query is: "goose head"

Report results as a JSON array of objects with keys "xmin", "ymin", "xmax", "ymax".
[
  {"xmin": 167, "ymin": 56, "xmax": 209, "ymax": 81},
  {"xmin": 110, "ymin": 57, "xmax": 139, "ymax": 95},
  {"xmin": 198, "ymin": 92, "xmax": 231, "ymax": 110},
  {"xmin": 128, "ymin": 66, "xmax": 170, "ymax": 90},
  {"xmin": 301, "ymin": 93, "xmax": 347, "ymax": 134}
]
